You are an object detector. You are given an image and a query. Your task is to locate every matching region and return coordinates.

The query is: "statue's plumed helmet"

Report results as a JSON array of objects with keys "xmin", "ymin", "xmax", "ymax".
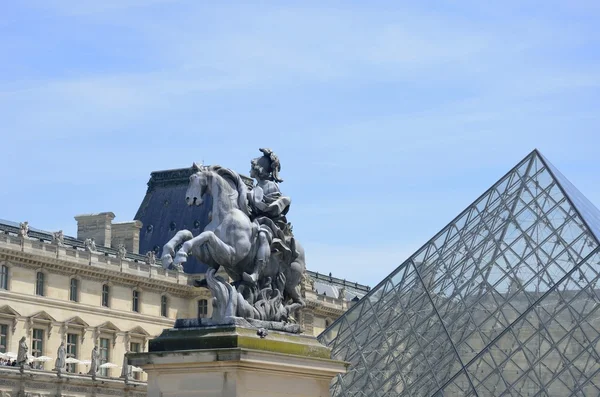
[{"xmin": 256, "ymin": 148, "xmax": 283, "ymax": 183}]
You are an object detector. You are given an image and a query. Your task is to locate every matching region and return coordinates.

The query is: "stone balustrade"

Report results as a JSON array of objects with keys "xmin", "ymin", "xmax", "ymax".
[
  {"xmin": 0, "ymin": 365, "xmax": 147, "ymax": 397},
  {"xmin": 0, "ymin": 233, "xmax": 187, "ymax": 286}
]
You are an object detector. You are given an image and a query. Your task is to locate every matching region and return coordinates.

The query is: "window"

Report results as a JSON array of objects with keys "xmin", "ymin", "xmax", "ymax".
[
  {"xmin": 130, "ymin": 342, "xmax": 141, "ymax": 380},
  {"xmin": 130, "ymin": 341, "xmax": 141, "ymax": 353},
  {"xmin": 35, "ymin": 272, "xmax": 45, "ymax": 296},
  {"xmin": 0, "ymin": 265, "xmax": 7, "ymax": 290},
  {"xmin": 161, "ymin": 295, "xmax": 168, "ymax": 317},
  {"xmin": 32, "ymin": 329, "xmax": 44, "ymax": 369},
  {"xmin": 0, "ymin": 324, "xmax": 7, "ymax": 353},
  {"xmin": 102, "ymin": 284, "xmax": 110, "ymax": 307},
  {"xmin": 66, "ymin": 333, "xmax": 78, "ymax": 373},
  {"xmin": 198, "ymin": 299, "xmax": 208, "ymax": 318},
  {"xmin": 69, "ymin": 278, "xmax": 79, "ymax": 302},
  {"xmin": 99, "ymin": 338, "xmax": 110, "ymax": 376},
  {"xmin": 132, "ymin": 290, "xmax": 140, "ymax": 312}
]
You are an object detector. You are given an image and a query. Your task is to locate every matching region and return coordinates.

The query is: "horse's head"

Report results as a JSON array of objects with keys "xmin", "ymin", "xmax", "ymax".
[
  {"xmin": 186, "ymin": 169, "xmax": 210, "ymax": 206},
  {"xmin": 185, "ymin": 166, "xmax": 251, "ymax": 216}
]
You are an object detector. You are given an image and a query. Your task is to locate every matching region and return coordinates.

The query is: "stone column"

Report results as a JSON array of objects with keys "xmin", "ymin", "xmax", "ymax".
[{"xmin": 129, "ymin": 325, "xmax": 348, "ymax": 397}]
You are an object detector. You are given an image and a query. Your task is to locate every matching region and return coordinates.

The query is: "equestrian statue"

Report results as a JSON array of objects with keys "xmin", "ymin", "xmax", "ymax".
[{"xmin": 161, "ymin": 149, "xmax": 306, "ymax": 330}]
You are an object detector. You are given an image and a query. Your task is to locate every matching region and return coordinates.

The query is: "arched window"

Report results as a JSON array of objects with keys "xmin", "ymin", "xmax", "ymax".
[
  {"xmin": 35, "ymin": 272, "xmax": 45, "ymax": 296},
  {"xmin": 101, "ymin": 284, "xmax": 110, "ymax": 307},
  {"xmin": 198, "ymin": 299, "xmax": 208, "ymax": 318},
  {"xmin": 0, "ymin": 265, "xmax": 8, "ymax": 290},
  {"xmin": 69, "ymin": 278, "xmax": 79, "ymax": 302},
  {"xmin": 160, "ymin": 295, "xmax": 168, "ymax": 317},
  {"xmin": 132, "ymin": 290, "xmax": 140, "ymax": 313}
]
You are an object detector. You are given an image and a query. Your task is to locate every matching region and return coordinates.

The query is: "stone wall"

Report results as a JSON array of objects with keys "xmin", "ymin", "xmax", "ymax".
[
  {"xmin": 0, "ymin": 233, "xmax": 210, "ymax": 383},
  {"xmin": 74, "ymin": 213, "xmax": 115, "ymax": 248},
  {"xmin": 0, "ymin": 366, "xmax": 146, "ymax": 397}
]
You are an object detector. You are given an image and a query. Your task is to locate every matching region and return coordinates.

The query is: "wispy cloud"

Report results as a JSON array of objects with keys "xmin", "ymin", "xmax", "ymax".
[{"xmin": 2, "ymin": 1, "xmax": 600, "ymax": 286}]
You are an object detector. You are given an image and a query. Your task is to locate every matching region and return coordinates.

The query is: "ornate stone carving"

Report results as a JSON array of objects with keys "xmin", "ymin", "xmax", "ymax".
[
  {"xmin": 84, "ymin": 238, "xmax": 97, "ymax": 253},
  {"xmin": 117, "ymin": 244, "xmax": 127, "ymax": 260},
  {"xmin": 300, "ymin": 273, "xmax": 307, "ymax": 298},
  {"xmin": 145, "ymin": 251, "xmax": 156, "ymax": 266},
  {"xmin": 17, "ymin": 336, "xmax": 28, "ymax": 368},
  {"xmin": 52, "ymin": 341, "xmax": 66, "ymax": 373},
  {"xmin": 51, "ymin": 230, "xmax": 65, "ymax": 247},
  {"xmin": 162, "ymin": 149, "xmax": 306, "ymax": 331},
  {"xmin": 87, "ymin": 345, "xmax": 99, "ymax": 376},
  {"xmin": 18, "ymin": 222, "xmax": 29, "ymax": 239},
  {"xmin": 120, "ymin": 349, "xmax": 129, "ymax": 380}
]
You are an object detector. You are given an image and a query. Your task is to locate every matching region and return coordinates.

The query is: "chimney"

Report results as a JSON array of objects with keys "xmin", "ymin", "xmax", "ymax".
[
  {"xmin": 74, "ymin": 212, "xmax": 116, "ymax": 247},
  {"xmin": 111, "ymin": 221, "xmax": 143, "ymax": 254}
]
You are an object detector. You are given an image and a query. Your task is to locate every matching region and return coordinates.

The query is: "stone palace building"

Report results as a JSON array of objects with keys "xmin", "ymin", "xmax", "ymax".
[{"xmin": 0, "ymin": 164, "xmax": 369, "ymax": 397}]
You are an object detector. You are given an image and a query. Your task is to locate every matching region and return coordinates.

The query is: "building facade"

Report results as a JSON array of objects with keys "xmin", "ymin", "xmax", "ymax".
[
  {"xmin": 0, "ymin": 161, "xmax": 368, "ymax": 396},
  {"xmin": 0, "ymin": 217, "xmax": 367, "ymax": 396}
]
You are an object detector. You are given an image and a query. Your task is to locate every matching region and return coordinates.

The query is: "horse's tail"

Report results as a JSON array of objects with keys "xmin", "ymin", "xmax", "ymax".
[{"xmin": 210, "ymin": 165, "xmax": 251, "ymax": 217}]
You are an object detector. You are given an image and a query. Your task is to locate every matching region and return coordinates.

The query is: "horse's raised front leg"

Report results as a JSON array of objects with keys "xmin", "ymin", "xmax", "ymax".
[
  {"xmin": 242, "ymin": 230, "xmax": 270, "ymax": 284},
  {"xmin": 174, "ymin": 231, "xmax": 236, "ymax": 269},
  {"xmin": 161, "ymin": 230, "xmax": 193, "ymax": 270}
]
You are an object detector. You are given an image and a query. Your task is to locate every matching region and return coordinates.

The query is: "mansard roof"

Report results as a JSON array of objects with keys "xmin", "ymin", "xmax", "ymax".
[
  {"xmin": 133, "ymin": 164, "xmax": 370, "ymax": 294},
  {"xmin": 134, "ymin": 164, "xmax": 213, "ymax": 273},
  {"xmin": 0, "ymin": 164, "xmax": 369, "ymax": 294}
]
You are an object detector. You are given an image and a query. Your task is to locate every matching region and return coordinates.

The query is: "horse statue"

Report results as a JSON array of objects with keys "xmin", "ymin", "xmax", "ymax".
[
  {"xmin": 161, "ymin": 162, "xmax": 305, "ymax": 325},
  {"xmin": 161, "ymin": 165, "xmax": 259, "ymax": 280}
]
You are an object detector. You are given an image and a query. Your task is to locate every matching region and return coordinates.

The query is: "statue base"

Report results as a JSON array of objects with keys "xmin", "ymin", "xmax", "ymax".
[
  {"xmin": 129, "ymin": 325, "xmax": 347, "ymax": 397},
  {"xmin": 175, "ymin": 316, "xmax": 302, "ymax": 333}
]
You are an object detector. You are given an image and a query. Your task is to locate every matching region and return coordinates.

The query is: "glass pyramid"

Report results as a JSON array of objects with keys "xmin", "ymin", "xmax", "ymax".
[{"xmin": 319, "ymin": 150, "xmax": 600, "ymax": 397}]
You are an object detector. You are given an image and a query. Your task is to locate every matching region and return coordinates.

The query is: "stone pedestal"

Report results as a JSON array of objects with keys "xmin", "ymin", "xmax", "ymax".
[{"xmin": 128, "ymin": 325, "xmax": 348, "ymax": 397}]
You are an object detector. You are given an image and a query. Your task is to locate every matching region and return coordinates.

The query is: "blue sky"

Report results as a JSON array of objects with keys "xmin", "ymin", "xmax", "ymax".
[{"xmin": 1, "ymin": 1, "xmax": 599, "ymax": 286}]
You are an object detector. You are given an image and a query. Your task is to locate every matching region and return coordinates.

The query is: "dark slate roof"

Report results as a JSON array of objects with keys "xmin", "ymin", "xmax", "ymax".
[
  {"xmin": 135, "ymin": 165, "xmax": 249, "ymax": 274},
  {"xmin": 134, "ymin": 165, "xmax": 371, "ymax": 294},
  {"xmin": 309, "ymin": 270, "xmax": 370, "ymax": 299}
]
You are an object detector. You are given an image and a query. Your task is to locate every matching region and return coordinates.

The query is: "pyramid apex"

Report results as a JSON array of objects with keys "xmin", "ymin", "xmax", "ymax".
[{"xmin": 320, "ymin": 151, "xmax": 600, "ymax": 397}]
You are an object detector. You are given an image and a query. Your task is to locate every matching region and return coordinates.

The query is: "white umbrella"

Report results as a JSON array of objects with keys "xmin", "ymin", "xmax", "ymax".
[
  {"xmin": 5, "ymin": 352, "xmax": 17, "ymax": 359},
  {"xmin": 65, "ymin": 357, "xmax": 81, "ymax": 364},
  {"xmin": 0, "ymin": 352, "xmax": 8, "ymax": 359},
  {"xmin": 99, "ymin": 362, "xmax": 119, "ymax": 369},
  {"xmin": 130, "ymin": 365, "xmax": 144, "ymax": 373},
  {"xmin": 79, "ymin": 360, "xmax": 91, "ymax": 366},
  {"xmin": 33, "ymin": 356, "xmax": 53, "ymax": 362}
]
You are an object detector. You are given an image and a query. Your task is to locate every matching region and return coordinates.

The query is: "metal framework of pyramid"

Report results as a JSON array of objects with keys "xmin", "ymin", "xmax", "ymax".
[{"xmin": 318, "ymin": 150, "xmax": 600, "ymax": 397}]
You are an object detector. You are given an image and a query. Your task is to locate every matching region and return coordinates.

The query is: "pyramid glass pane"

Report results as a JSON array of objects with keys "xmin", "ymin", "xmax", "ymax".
[{"xmin": 319, "ymin": 150, "xmax": 600, "ymax": 397}]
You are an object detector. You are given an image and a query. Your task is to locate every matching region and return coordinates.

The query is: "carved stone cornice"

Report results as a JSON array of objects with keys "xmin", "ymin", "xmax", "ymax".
[
  {"xmin": 0, "ymin": 246, "xmax": 195, "ymax": 298},
  {"xmin": 0, "ymin": 306, "xmax": 20, "ymax": 334},
  {"xmin": 0, "ymin": 290, "xmax": 175, "ymax": 329},
  {"xmin": 146, "ymin": 165, "xmax": 253, "ymax": 192},
  {"xmin": 305, "ymin": 299, "xmax": 345, "ymax": 317}
]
